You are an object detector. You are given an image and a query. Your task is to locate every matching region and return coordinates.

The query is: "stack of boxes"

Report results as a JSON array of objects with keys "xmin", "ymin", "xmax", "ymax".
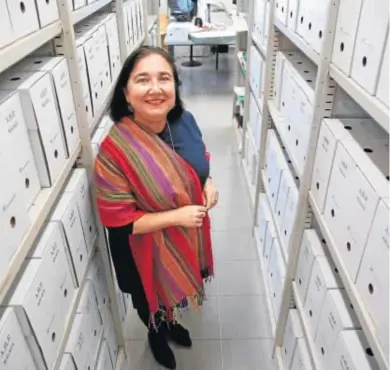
[
  {"xmin": 251, "ymin": 2, "xmax": 389, "ymax": 368},
  {"xmin": 245, "ymin": 42, "xmax": 267, "ymax": 190},
  {"xmin": 274, "ymin": 0, "xmax": 389, "ymax": 106},
  {"xmin": 311, "ymin": 116, "xmax": 389, "ymax": 361},
  {"xmin": 252, "ymin": 0, "xmax": 271, "ymax": 49},
  {"xmin": 263, "ymin": 130, "xmax": 299, "ymax": 258},
  {"xmin": 55, "ymin": 11, "xmax": 122, "ymax": 126},
  {"xmin": 118, "ymin": 0, "xmax": 145, "ymax": 54},
  {"xmin": 257, "ymin": 193, "xmax": 286, "ymax": 324},
  {"xmin": 272, "ymin": 50, "xmax": 317, "ymax": 175},
  {"xmin": 332, "ymin": 0, "xmax": 389, "ymax": 103},
  {"xmin": 294, "ymin": 228, "xmax": 381, "ymax": 370}
]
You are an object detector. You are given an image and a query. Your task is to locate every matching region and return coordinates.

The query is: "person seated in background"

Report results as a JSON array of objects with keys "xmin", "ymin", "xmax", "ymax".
[{"xmin": 93, "ymin": 46, "xmax": 219, "ymax": 370}]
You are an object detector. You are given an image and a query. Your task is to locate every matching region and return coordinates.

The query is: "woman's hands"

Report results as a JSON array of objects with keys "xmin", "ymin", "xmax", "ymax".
[
  {"xmin": 168, "ymin": 179, "xmax": 220, "ymax": 229},
  {"xmin": 175, "ymin": 205, "xmax": 208, "ymax": 228},
  {"xmin": 203, "ymin": 177, "xmax": 219, "ymax": 210}
]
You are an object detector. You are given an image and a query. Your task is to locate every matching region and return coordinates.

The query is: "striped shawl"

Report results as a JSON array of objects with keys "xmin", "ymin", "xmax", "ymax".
[{"xmin": 94, "ymin": 117, "xmax": 213, "ymax": 320}]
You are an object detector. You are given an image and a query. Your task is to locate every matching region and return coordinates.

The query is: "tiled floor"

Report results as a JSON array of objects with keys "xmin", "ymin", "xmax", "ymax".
[{"xmin": 124, "ymin": 49, "xmax": 276, "ymax": 369}]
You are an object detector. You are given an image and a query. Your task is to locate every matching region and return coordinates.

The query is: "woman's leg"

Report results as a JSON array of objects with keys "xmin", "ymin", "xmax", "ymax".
[{"xmin": 135, "ymin": 293, "xmax": 177, "ymax": 370}]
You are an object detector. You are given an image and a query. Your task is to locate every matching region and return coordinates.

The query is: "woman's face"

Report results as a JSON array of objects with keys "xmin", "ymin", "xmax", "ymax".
[{"xmin": 125, "ymin": 53, "xmax": 176, "ymax": 125}]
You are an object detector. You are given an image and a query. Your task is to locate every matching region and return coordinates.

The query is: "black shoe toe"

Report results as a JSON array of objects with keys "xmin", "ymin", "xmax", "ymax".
[{"xmin": 148, "ymin": 330, "xmax": 177, "ymax": 369}]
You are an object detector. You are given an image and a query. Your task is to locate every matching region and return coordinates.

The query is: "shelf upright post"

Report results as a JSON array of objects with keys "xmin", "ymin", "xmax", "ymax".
[
  {"xmin": 55, "ymin": 0, "xmax": 127, "ymax": 358},
  {"xmin": 114, "ymin": 0, "xmax": 129, "ymax": 61},
  {"xmin": 273, "ymin": 0, "xmax": 340, "ymax": 359},
  {"xmin": 142, "ymin": 0, "xmax": 149, "ymax": 43},
  {"xmin": 156, "ymin": 9, "xmax": 162, "ymax": 47},
  {"xmin": 238, "ymin": 0, "xmax": 254, "ymax": 159},
  {"xmin": 252, "ymin": 0, "xmax": 276, "ymax": 227}
]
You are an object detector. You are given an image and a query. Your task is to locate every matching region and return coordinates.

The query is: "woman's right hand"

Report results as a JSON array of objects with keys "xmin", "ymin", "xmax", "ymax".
[{"xmin": 175, "ymin": 205, "xmax": 208, "ymax": 228}]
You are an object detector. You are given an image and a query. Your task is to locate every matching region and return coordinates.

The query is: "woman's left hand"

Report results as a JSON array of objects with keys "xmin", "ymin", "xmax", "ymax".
[{"xmin": 203, "ymin": 178, "xmax": 219, "ymax": 210}]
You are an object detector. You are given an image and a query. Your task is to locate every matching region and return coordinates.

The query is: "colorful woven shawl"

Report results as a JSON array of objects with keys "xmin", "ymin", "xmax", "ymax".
[{"xmin": 94, "ymin": 117, "xmax": 214, "ymax": 321}]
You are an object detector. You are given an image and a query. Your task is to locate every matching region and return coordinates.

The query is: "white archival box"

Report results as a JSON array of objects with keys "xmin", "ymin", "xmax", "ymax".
[
  {"xmin": 0, "ymin": 90, "xmax": 41, "ymax": 208},
  {"xmin": 76, "ymin": 281, "xmax": 102, "ymax": 337},
  {"xmin": 0, "ymin": 151, "xmax": 30, "ymax": 289},
  {"xmin": 291, "ymin": 338, "xmax": 312, "ymax": 370},
  {"xmin": 9, "ymin": 223, "xmax": 75, "ymax": 368},
  {"xmin": 304, "ymin": 255, "xmax": 343, "ymax": 338},
  {"xmin": 275, "ymin": 0, "xmax": 289, "ymax": 25},
  {"xmin": 306, "ymin": 0, "xmax": 331, "ymax": 54},
  {"xmin": 6, "ymin": 0, "xmax": 39, "ymax": 41},
  {"xmin": 65, "ymin": 313, "xmax": 101, "ymax": 370},
  {"xmin": 314, "ymin": 289, "xmax": 360, "ymax": 369},
  {"xmin": 64, "ymin": 168, "xmax": 98, "ymax": 252},
  {"xmin": 274, "ymin": 169, "xmax": 295, "ymax": 232},
  {"xmin": 0, "ymin": 0, "xmax": 14, "ymax": 49},
  {"xmin": 75, "ymin": 30, "xmax": 100, "ymax": 116},
  {"xmin": 70, "ymin": 43, "xmax": 94, "ymax": 125},
  {"xmin": 311, "ymin": 118, "xmax": 379, "ymax": 212},
  {"xmin": 50, "ymin": 192, "xmax": 89, "ymax": 287},
  {"xmin": 16, "ymin": 56, "xmax": 80, "ymax": 157},
  {"xmin": 350, "ymin": 0, "xmax": 389, "ymax": 95},
  {"xmin": 35, "ymin": 0, "xmax": 59, "ymax": 28},
  {"xmin": 280, "ymin": 183, "xmax": 299, "ymax": 256},
  {"xmin": 0, "ymin": 70, "xmax": 67, "ymax": 187},
  {"xmin": 295, "ymin": 229, "xmax": 325, "ymax": 305},
  {"xmin": 52, "ymin": 36, "xmax": 93, "ymax": 125},
  {"xmin": 269, "ymin": 240, "xmax": 285, "ymax": 319},
  {"xmin": 331, "ymin": 330, "xmax": 380, "ymax": 370},
  {"xmin": 287, "ymin": 0, "xmax": 299, "ymax": 32},
  {"xmin": 105, "ymin": 15, "xmax": 122, "ymax": 80},
  {"xmin": 282, "ymin": 309, "xmax": 303, "ymax": 369},
  {"xmin": 323, "ymin": 121, "xmax": 389, "ymax": 282},
  {"xmin": 331, "ymin": 0, "xmax": 364, "ymax": 76},
  {"xmin": 253, "ymin": 0, "xmax": 266, "ymax": 42},
  {"xmin": 87, "ymin": 251, "xmax": 110, "ymax": 322},
  {"xmin": 0, "ymin": 308, "xmax": 38, "ymax": 370},
  {"xmin": 356, "ymin": 197, "xmax": 389, "ymax": 360}
]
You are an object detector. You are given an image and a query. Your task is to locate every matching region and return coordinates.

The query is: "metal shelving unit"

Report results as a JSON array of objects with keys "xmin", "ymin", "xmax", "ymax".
[
  {"xmin": 0, "ymin": 0, "xmax": 157, "ymax": 368},
  {"xmin": 0, "ymin": 21, "xmax": 62, "ymax": 74},
  {"xmin": 329, "ymin": 64, "xmax": 389, "ymax": 133},
  {"xmin": 72, "ymin": 0, "xmax": 114, "ymax": 24},
  {"xmin": 237, "ymin": 0, "xmax": 389, "ymax": 369}
]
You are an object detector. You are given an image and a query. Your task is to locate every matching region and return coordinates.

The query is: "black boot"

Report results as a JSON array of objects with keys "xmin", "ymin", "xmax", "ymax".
[
  {"xmin": 167, "ymin": 322, "xmax": 192, "ymax": 348},
  {"xmin": 148, "ymin": 329, "xmax": 177, "ymax": 369}
]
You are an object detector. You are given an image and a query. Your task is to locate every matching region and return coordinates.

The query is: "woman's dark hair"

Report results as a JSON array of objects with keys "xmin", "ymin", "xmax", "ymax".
[{"xmin": 109, "ymin": 46, "xmax": 184, "ymax": 123}]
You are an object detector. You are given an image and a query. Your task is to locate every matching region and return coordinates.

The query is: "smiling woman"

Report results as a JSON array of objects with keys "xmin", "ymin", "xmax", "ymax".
[
  {"xmin": 93, "ymin": 46, "xmax": 219, "ymax": 369},
  {"xmin": 110, "ymin": 46, "xmax": 184, "ymax": 128}
]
